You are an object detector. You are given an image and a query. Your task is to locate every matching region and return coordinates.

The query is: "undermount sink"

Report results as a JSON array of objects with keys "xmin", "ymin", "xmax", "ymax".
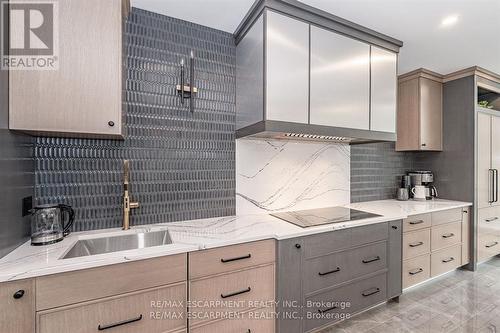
[{"xmin": 61, "ymin": 230, "xmax": 173, "ymax": 259}]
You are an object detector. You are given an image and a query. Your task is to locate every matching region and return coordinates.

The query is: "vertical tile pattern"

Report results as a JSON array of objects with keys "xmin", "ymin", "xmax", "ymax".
[
  {"xmin": 35, "ymin": 9, "xmax": 236, "ymax": 231},
  {"xmin": 351, "ymin": 142, "xmax": 416, "ymax": 203}
]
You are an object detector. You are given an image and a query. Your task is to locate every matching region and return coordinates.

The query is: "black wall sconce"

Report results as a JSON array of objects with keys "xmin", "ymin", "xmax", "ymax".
[{"xmin": 176, "ymin": 51, "xmax": 198, "ymax": 112}]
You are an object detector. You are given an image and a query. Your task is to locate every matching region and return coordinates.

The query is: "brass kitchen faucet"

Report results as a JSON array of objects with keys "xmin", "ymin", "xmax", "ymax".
[{"xmin": 122, "ymin": 160, "xmax": 139, "ymax": 230}]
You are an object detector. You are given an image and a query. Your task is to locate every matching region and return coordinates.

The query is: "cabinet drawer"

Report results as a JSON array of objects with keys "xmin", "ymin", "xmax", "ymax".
[
  {"xmin": 303, "ymin": 250, "xmax": 351, "ymax": 294},
  {"xmin": 36, "ymin": 254, "xmax": 186, "ymax": 310},
  {"xmin": 304, "ymin": 273, "xmax": 386, "ymax": 332},
  {"xmin": 478, "ymin": 207, "xmax": 500, "ymax": 236},
  {"xmin": 189, "ymin": 240, "xmax": 275, "ymax": 279},
  {"xmin": 431, "ymin": 221, "xmax": 461, "ymax": 251},
  {"xmin": 432, "ymin": 208, "xmax": 462, "ymax": 226},
  {"xmin": 477, "ymin": 233, "xmax": 500, "ymax": 262},
  {"xmin": 402, "ymin": 254, "xmax": 430, "ymax": 289},
  {"xmin": 431, "ymin": 245, "xmax": 461, "ymax": 277},
  {"xmin": 351, "ymin": 222, "xmax": 388, "ymax": 248},
  {"xmin": 403, "ymin": 214, "xmax": 431, "ymax": 232},
  {"xmin": 0, "ymin": 279, "xmax": 35, "ymax": 333},
  {"xmin": 189, "ymin": 264, "xmax": 275, "ymax": 325},
  {"xmin": 37, "ymin": 283, "xmax": 186, "ymax": 333},
  {"xmin": 349, "ymin": 241, "xmax": 387, "ymax": 278},
  {"xmin": 403, "ymin": 229, "xmax": 430, "ymax": 259},
  {"xmin": 303, "ymin": 229, "xmax": 351, "ymax": 259},
  {"xmin": 190, "ymin": 308, "xmax": 275, "ymax": 333}
]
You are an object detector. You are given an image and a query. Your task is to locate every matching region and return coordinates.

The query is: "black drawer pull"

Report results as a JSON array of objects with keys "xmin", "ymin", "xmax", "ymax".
[
  {"xmin": 318, "ymin": 306, "xmax": 337, "ymax": 314},
  {"xmin": 485, "ymin": 217, "xmax": 499, "ymax": 223},
  {"xmin": 486, "ymin": 242, "xmax": 499, "ymax": 248},
  {"xmin": 409, "ymin": 220, "xmax": 424, "ymax": 225},
  {"xmin": 98, "ymin": 314, "xmax": 143, "ymax": 331},
  {"xmin": 13, "ymin": 290, "xmax": 25, "ymax": 299},
  {"xmin": 221, "ymin": 287, "xmax": 251, "ymax": 299},
  {"xmin": 362, "ymin": 256, "xmax": 381, "ymax": 264},
  {"xmin": 442, "ymin": 257, "xmax": 455, "ymax": 263},
  {"xmin": 295, "ymin": 244, "xmax": 301, "ymax": 249},
  {"xmin": 409, "ymin": 241, "xmax": 424, "ymax": 248},
  {"xmin": 247, "ymin": 330, "xmax": 251, "ymax": 333},
  {"xmin": 318, "ymin": 267, "xmax": 340, "ymax": 276},
  {"xmin": 221, "ymin": 254, "xmax": 251, "ymax": 263},
  {"xmin": 409, "ymin": 268, "xmax": 423, "ymax": 275},
  {"xmin": 442, "ymin": 233, "xmax": 454, "ymax": 239},
  {"xmin": 362, "ymin": 288, "xmax": 380, "ymax": 297}
]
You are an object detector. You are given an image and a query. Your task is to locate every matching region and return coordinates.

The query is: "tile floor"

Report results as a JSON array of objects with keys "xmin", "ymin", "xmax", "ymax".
[{"xmin": 320, "ymin": 258, "xmax": 500, "ymax": 333}]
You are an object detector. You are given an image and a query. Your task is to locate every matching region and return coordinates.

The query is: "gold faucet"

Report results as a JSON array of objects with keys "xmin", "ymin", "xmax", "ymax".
[{"xmin": 123, "ymin": 160, "xmax": 139, "ymax": 230}]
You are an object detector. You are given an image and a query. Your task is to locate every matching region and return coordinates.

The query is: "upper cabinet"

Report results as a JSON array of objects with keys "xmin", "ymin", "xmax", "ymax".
[
  {"xmin": 397, "ymin": 69, "xmax": 443, "ymax": 151},
  {"xmin": 9, "ymin": 0, "xmax": 128, "ymax": 139},
  {"xmin": 310, "ymin": 26, "xmax": 370, "ymax": 130},
  {"xmin": 235, "ymin": 0, "xmax": 402, "ymax": 143},
  {"xmin": 266, "ymin": 11, "xmax": 309, "ymax": 124}
]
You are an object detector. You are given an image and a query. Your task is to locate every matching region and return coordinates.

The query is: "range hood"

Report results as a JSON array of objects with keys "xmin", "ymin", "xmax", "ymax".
[
  {"xmin": 234, "ymin": 0, "xmax": 402, "ymax": 144},
  {"xmin": 236, "ymin": 121, "xmax": 396, "ymax": 144}
]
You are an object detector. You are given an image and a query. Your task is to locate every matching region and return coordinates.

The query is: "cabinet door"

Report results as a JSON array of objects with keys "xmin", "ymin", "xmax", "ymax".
[
  {"xmin": 9, "ymin": 0, "xmax": 124, "ymax": 138},
  {"xmin": 371, "ymin": 46, "xmax": 397, "ymax": 133},
  {"xmin": 478, "ymin": 112, "xmax": 492, "ymax": 208},
  {"xmin": 310, "ymin": 26, "xmax": 370, "ymax": 130},
  {"xmin": 0, "ymin": 279, "xmax": 35, "ymax": 333},
  {"xmin": 492, "ymin": 115, "xmax": 500, "ymax": 206},
  {"xmin": 266, "ymin": 11, "xmax": 309, "ymax": 123},
  {"xmin": 419, "ymin": 78, "xmax": 443, "ymax": 150}
]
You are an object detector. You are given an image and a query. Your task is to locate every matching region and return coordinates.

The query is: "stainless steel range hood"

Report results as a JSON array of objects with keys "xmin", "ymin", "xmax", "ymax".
[
  {"xmin": 236, "ymin": 121, "xmax": 396, "ymax": 144},
  {"xmin": 234, "ymin": 0, "xmax": 402, "ymax": 144}
]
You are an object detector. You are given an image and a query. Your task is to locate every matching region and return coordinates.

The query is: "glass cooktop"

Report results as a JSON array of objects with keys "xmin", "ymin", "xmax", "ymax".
[{"xmin": 270, "ymin": 206, "xmax": 381, "ymax": 228}]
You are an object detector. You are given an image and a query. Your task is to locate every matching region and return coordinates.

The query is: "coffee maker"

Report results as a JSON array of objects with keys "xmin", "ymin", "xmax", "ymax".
[{"xmin": 407, "ymin": 171, "xmax": 438, "ymax": 200}]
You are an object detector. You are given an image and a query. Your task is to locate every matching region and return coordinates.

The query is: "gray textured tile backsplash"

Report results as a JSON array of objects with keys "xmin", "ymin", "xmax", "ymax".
[
  {"xmin": 35, "ymin": 9, "xmax": 236, "ymax": 231},
  {"xmin": 33, "ymin": 8, "xmax": 415, "ymax": 232},
  {"xmin": 351, "ymin": 142, "xmax": 416, "ymax": 203}
]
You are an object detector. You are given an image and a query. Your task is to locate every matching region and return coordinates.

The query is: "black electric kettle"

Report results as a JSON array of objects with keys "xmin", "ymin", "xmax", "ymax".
[{"xmin": 30, "ymin": 204, "xmax": 75, "ymax": 246}]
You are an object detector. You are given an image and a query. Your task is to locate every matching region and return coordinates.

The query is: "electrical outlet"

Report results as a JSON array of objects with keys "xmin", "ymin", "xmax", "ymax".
[{"xmin": 22, "ymin": 196, "xmax": 33, "ymax": 217}]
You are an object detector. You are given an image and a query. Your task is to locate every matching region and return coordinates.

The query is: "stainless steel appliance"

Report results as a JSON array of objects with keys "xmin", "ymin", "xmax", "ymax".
[
  {"xmin": 270, "ymin": 206, "xmax": 380, "ymax": 228},
  {"xmin": 30, "ymin": 204, "xmax": 75, "ymax": 246},
  {"xmin": 407, "ymin": 171, "xmax": 438, "ymax": 200}
]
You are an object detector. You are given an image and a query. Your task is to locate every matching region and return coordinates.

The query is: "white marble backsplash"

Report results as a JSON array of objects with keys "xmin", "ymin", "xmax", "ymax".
[{"xmin": 236, "ymin": 139, "xmax": 350, "ymax": 214}]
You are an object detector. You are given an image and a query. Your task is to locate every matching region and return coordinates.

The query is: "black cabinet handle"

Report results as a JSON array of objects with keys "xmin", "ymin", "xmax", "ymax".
[
  {"xmin": 318, "ymin": 267, "xmax": 340, "ymax": 276},
  {"xmin": 391, "ymin": 225, "xmax": 398, "ymax": 230},
  {"xmin": 318, "ymin": 306, "xmax": 337, "ymax": 314},
  {"xmin": 13, "ymin": 290, "xmax": 25, "ymax": 299},
  {"xmin": 421, "ymin": 143, "xmax": 427, "ymax": 147},
  {"xmin": 221, "ymin": 287, "xmax": 251, "ymax": 299},
  {"xmin": 442, "ymin": 233, "xmax": 454, "ymax": 239},
  {"xmin": 362, "ymin": 288, "xmax": 380, "ymax": 297},
  {"xmin": 221, "ymin": 254, "xmax": 251, "ymax": 263},
  {"xmin": 295, "ymin": 244, "xmax": 301, "ymax": 249},
  {"xmin": 485, "ymin": 217, "xmax": 499, "ymax": 223},
  {"xmin": 108, "ymin": 121, "xmax": 115, "ymax": 127},
  {"xmin": 362, "ymin": 256, "xmax": 381, "ymax": 264},
  {"xmin": 409, "ymin": 268, "xmax": 423, "ymax": 275},
  {"xmin": 486, "ymin": 242, "xmax": 499, "ymax": 248},
  {"xmin": 246, "ymin": 330, "xmax": 251, "ymax": 333},
  {"xmin": 98, "ymin": 314, "xmax": 142, "ymax": 331},
  {"xmin": 442, "ymin": 257, "xmax": 455, "ymax": 263},
  {"xmin": 409, "ymin": 220, "xmax": 424, "ymax": 225},
  {"xmin": 409, "ymin": 241, "xmax": 424, "ymax": 248}
]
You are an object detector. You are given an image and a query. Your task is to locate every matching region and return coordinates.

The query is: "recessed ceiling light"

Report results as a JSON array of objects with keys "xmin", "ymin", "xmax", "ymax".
[{"xmin": 441, "ymin": 15, "xmax": 459, "ymax": 28}]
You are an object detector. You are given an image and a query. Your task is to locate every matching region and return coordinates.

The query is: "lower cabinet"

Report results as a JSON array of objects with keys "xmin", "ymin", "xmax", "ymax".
[
  {"xmin": 0, "ymin": 279, "xmax": 35, "ymax": 333},
  {"xmin": 37, "ymin": 283, "xmax": 187, "ymax": 333},
  {"xmin": 477, "ymin": 206, "xmax": 500, "ymax": 262},
  {"xmin": 190, "ymin": 308, "xmax": 275, "ymax": 333},
  {"xmin": 277, "ymin": 221, "xmax": 402, "ymax": 333}
]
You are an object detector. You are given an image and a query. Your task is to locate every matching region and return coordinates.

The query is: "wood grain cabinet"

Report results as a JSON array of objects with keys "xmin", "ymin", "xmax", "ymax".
[
  {"xmin": 397, "ymin": 69, "xmax": 443, "ymax": 151},
  {"xmin": 0, "ymin": 279, "xmax": 35, "ymax": 333},
  {"xmin": 9, "ymin": 0, "xmax": 129, "ymax": 138}
]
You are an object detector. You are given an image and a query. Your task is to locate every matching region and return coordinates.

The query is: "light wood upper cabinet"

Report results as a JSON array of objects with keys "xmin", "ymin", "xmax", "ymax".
[
  {"xmin": 0, "ymin": 279, "xmax": 35, "ymax": 333},
  {"xmin": 396, "ymin": 69, "xmax": 443, "ymax": 151},
  {"xmin": 9, "ymin": 0, "xmax": 128, "ymax": 139}
]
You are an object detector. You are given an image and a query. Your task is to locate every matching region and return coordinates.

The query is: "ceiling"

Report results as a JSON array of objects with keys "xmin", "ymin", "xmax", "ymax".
[{"xmin": 132, "ymin": 0, "xmax": 500, "ymax": 75}]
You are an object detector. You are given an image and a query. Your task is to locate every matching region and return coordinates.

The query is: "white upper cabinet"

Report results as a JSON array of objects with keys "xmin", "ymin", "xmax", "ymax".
[
  {"xmin": 371, "ymin": 46, "xmax": 397, "ymax": 133},
  {"xmin": 266, "ymin": 11, "xmax": 309, "ymax": 124},
  {"xmin": 310, "ymin": 26, "xmax": 370, "ymax": 130}
]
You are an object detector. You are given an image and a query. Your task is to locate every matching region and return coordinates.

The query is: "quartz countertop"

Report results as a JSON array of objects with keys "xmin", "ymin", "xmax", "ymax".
[{"xmin": 0, "ymin": 198, "xmax": 471, "ymax": 283}]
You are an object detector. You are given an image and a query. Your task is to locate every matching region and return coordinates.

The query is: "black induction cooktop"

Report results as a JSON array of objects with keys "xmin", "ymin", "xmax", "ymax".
[{"xmin": 270, "ymin": 206, "xmax": 381, "ymax": 228}]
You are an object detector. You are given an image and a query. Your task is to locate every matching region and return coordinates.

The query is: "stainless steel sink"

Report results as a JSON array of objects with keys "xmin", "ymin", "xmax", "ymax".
[{"xmin": 61, "ymin": 230, "xmax": 173, "ymax": 259}]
